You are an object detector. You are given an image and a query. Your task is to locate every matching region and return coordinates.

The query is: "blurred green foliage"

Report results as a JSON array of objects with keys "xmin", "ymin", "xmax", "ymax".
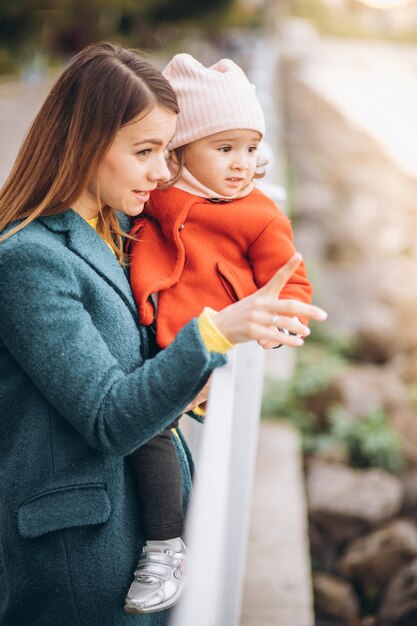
[
  {"xmin": 0, "ymin": 0, "xmax": 237, "ymax": 73},
  {"xmin": 0, "ymin": 48, "xmax": 19, "ymax": 74},
  {"xmin": 327, "ymin": 405, "xmax": 405, "ymax": 473},
  {"xmin": 261, "ymin": 334, "xmax": 347, "ymax": 433},
  {"xmin": 262, "ymin": 329, "xmax": 405, "ymax": 473}
]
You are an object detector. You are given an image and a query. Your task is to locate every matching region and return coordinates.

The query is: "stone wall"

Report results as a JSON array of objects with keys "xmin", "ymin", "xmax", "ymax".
[{"xmin": 282, "ymin": 51, "xmax": 417, "ymax": 626}]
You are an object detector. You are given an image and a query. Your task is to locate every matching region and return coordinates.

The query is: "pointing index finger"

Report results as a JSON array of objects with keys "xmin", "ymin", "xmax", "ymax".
[{"xmin": 261, "ymin": 252, "xmax": 303, "ymax": 297}]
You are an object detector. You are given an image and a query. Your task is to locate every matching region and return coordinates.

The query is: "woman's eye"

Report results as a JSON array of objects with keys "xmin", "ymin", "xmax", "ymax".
[
  {"xmin": 219, "ymin": 146, "xmax": 231, "ymax": 153},
  {"xmin": 248, "ymin": 146, "xmax": 258, "ymax": 153},
  {"xmin": 137, "ymin": 149, "xmax": 151, "ymax": 158}
]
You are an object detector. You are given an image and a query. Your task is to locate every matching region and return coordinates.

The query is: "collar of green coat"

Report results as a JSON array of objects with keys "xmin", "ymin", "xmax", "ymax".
[
  {"xmin": 38, "ymin": 208, "xmax": 131, "ymax": 233},
  {"xmin": 39, "ymin": 209, "xmax": 138, "ymax": 319}
]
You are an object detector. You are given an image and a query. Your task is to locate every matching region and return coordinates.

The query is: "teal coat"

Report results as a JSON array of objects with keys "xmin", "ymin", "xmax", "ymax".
[{"xmin": 0, "ymin": 209, "xmax": 226, "ymax": 626}]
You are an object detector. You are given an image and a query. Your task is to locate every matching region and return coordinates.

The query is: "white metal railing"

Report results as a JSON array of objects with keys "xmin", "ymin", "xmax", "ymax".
[
  {"xmin": 170, "ymin": 29, "xmax": 286, "ymax": 626},
  {"xmin": 170, "ymin": 341, "xmax": 265, "ymax": 626}
]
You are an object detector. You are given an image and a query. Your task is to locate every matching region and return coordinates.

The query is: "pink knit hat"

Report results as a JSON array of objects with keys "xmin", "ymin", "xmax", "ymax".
[{"xmin": 163, "ymin": 53, "xmax": 265, "ymax": 150}]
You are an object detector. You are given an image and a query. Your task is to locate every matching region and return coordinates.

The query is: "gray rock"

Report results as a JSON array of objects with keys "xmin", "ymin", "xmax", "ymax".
[
  {"xmin": 313, "ymin": 571, "xmax": 360, "ymax": 621},
  {"xmin": 339, "ymin": 519, "xmax": 417, "ymax": 592},
  {"xmin": 378, "ymin": 559, "xmax": 417, "ymax": 626},
  {"xmin": 307, "ymin": 461, "xmax": 404, "ymax": 544},
  {"xmin": 325, "ymin": 365, "xmax": 410, "ymax": 421},
  {"xmin": 310, "ymin": 510, "xmax": 371, "ymax": 549},
  {"xmin": 399, "ymin": 469, "xmax": 417, "ymax": 515}
]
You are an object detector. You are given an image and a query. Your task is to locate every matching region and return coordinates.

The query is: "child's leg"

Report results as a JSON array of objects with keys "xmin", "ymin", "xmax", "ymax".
[
  {"xmin": 129, "ymin": 425, "xmax": 184, "ymax": 540},
  {"xmin": 125, "ymin": 424, "xmax": 186, "ymax": 615}
]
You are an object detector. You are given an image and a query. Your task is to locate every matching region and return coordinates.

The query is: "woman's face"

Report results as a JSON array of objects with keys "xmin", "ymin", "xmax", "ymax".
[{"xmin": 73, "ymin": 105, "xmax": 177, "ymax": 219}]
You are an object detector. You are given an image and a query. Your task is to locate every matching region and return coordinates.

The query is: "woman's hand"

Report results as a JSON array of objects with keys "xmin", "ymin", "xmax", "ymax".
[
  {"xmin": 258, "ymin": 316, "xmax": 305, "ymax": 350},
  {"xmin": 183, "ymin": 379, "xmax": 211, "ymax": 413},
  {"xmin": 212, "ymin": 253, "xmax": 327, "ymax": 347}
]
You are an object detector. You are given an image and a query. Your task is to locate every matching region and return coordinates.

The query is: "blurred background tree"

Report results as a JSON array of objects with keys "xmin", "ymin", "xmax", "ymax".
[{"xmin": 0, "ymin": 0, "xmax": 238, "ymax": 71}]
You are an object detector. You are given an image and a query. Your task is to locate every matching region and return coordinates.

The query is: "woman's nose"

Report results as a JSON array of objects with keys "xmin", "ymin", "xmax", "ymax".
[{"xmin": 149, "ymin": 154, "xmax": 171, "ymax": 183}]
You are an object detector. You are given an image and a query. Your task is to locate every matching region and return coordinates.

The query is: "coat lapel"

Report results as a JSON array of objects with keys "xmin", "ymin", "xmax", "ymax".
[{"xmin": 39, "ymin": 209, "xmax": 138, "ymax": 318}]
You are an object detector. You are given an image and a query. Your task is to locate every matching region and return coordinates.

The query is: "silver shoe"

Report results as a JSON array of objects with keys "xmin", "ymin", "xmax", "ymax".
[{"xmin": 124, "ymin": 540, "xmax": 187, "ymax": 614}]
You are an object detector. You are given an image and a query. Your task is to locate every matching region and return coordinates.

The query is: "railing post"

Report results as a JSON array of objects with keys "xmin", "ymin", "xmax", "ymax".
[
  {"xmin": 170, "ymin": 342, "xmax": 265, "ymax": 626},
  {"xmin": 221, "ymin": 342, "xmax": 266, "ymax": 625}
]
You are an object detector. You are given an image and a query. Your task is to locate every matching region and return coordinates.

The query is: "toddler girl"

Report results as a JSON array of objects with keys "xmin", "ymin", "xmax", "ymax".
[{"xmin": 124, "ymin": 53, "xmax": 313, "ymax": 615}]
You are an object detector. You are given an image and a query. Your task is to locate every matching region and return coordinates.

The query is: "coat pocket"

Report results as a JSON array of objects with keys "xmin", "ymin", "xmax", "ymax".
[
  {"xmin": 18, "ymin": 483, "xmax": 111, "ymax": 539},
  {"xmin": 216, "ymin": 261, "xmax": 246, "ymax": 302}
]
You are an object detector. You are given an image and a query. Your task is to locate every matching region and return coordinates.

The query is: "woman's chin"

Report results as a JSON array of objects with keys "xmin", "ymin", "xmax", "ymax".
[{"xmin": 120, "ymin": 203, "xmax": 146, "ymax": 217}]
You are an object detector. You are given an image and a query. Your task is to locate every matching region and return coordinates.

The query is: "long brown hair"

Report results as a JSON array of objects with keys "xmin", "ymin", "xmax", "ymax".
[{"xmin": 0, "ymin": 42, "xmax": 180, "ymax": 262}]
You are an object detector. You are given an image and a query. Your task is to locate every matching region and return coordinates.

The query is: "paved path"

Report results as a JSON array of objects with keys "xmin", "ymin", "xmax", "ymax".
[
  {"xmin": 296, "ymin": 37, "xmax": 417, "ymax": 179},
  {"xmin": 241, "ymin": 420, "xmax": 314, "ymax": 626},
  {"xmin": 0, "ymin": 77, "xmax": 53, "ymax": 186}
]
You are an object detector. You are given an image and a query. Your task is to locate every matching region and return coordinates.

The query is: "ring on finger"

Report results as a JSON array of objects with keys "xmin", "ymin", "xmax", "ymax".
[{"xmin": 271, "ymin": 315, "xmax": 280, "ymax": 326}]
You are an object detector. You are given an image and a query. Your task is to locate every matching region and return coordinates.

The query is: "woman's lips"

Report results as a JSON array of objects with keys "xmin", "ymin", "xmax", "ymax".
[{"xmin": 132, "ymin": 190, "xmax": 150, "ymax": 203}]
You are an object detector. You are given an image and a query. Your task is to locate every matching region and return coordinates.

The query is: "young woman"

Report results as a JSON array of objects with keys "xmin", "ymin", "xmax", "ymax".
[{"xmin": 0, "ymin": 42, "xmax": 327, "ymax": 625}]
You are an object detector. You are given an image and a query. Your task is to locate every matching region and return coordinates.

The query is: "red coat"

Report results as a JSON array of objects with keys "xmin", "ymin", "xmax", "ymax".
[{"xmin": 129, "ymin": 186, "xmax": 312, "ymax": 348}]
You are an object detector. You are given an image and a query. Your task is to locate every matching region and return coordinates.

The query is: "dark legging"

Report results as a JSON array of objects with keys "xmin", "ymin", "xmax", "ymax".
[{"xmin": 129, "ymin": 422, "xmax": 184, "ymax": 541}]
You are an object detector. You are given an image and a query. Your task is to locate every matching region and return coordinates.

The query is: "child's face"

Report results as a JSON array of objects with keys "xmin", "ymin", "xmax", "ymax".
[{"xmin": 183, "ymin": 129, "xmax": 261, "ymax": 197}]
